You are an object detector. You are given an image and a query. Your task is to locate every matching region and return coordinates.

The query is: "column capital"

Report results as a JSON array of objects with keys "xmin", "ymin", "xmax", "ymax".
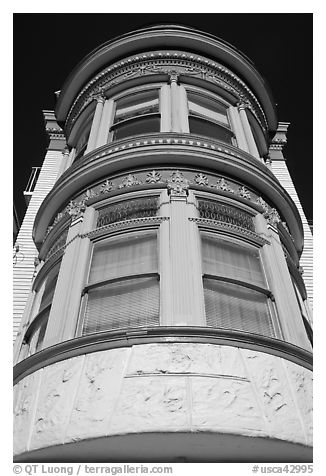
[
  {"xmin": 167, "ymin": 170, "xmax": 189, "ymax": 198},
  {"xmin": 236, "ymin": 100, "xmax": 248, "ymax": 110},
  {"xmin": 168, "ymin": 70, "xmax": 180, "ymax": 84},
  {"xmin": 92, "ymin": 91, "xmax": 106, "ymax": 104}
]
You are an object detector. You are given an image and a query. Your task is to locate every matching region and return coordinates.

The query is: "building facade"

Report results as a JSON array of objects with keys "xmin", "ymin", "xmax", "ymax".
[{"xmin": 13, "ymin": 25, "xmax": 313, "ymax": 462}]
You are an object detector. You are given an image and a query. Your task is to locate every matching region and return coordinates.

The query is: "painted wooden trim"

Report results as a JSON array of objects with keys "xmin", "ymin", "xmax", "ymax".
[{"xmin": 13, "ymin": 325, "xmax": 313, "ymax": 385}]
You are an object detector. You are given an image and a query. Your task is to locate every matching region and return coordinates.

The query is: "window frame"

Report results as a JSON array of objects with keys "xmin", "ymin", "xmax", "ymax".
[
  {"xmin": 200, "ymin": 231, "xmax": 282, "ymax": 339},
  {"xmin": 76, "ymin": 229, "xmax": 161, "ymax": 337},
  {"xmin": 184, "ymin": 85, "xmax": 237, "ymax": 146},
  {"xmin": 108, "ymin": 84, "xmax": 163, "ymax": 142},
  {"xmin": 20, "ymin": 260, "xmax": 61, "ymax": 359}
]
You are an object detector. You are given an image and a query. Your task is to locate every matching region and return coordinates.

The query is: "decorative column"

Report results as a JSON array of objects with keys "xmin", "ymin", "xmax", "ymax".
[
  {"xmin": 178, "ymin": 84, "xmax": 190, "ymax": 133},
  {"xmin": 42, "ymin": 205, "xmax": 96, "ymax": 348},
  {"xmin": 85, "ymin": 93, "xmax": 106, "ymax": 154},
  {"xmin": 96, "ymin": 98, "xmax": 115, "ymax": 148},
  {"xmin": 160, "ymin": 84, "xmax": 172, "ymax": 132},
  {"xmin": 158, "ymin": 190, "xmax": 173, "ymax": 324},
  {"xmin": 255, "ymin": 212, "xmax": 311, "ymax": 351},
  {"xmin": 228, "ymin": 105, "xmax": 249, "ymax": 152},
  {"xmin": 169, "ymin": 71, "xmax": 181, "ymax": 132},
  {"xmin": 163, "ymin": 172, "xmax": 206, "ymax": 326},
  {"xmin": 238, "ymin": 102, "xmax": 260, "ymax": 158}
]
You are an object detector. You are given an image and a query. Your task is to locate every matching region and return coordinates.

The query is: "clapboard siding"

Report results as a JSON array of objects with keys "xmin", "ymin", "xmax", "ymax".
[
  {"xmin": 13, "ymin": 150, "xmax": 64, "ymax": 341},
  {"xmin": 271, "ymin": 161, "xmax": 313, "ymax": 313}
]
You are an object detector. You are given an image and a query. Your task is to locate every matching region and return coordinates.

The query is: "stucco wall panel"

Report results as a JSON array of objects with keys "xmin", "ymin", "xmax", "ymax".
[
  {"xmin": 14, "ymin": 343, "xmax": 312, "ymax": 458},
  {"xmin": 29, "ymin": 357, "xmax": 83, "ymax": 451},
  {"xmin": 65, "ymin": 348, "xmax": 130, "ymax": 442},
  {"xmin": 126, "ymin": 342, "xmax": 247, "ymax": 377},
  {"xmin": 241, "ymin": 349, "xmax": 306, "ymax": 444},
  {"xmin": 190, "ymin": 376, "xmax": 267, "ymax": 435},
  {"xmin": 284, "ymin": 360, "xmax": 313, "ymax": 446},
  {"xmin": 109, "ymin": 376, "xmax": 189, "ymax": 434},
  {"xmin": 13, "ymin": 370, "xmax": 41, "ymax": 455}
]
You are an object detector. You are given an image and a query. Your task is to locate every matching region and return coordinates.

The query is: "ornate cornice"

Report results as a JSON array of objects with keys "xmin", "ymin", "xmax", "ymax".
[
  {"xmin": 65, "ymin": 50, "xmax": 268, "ymax": 137},
  {"xmin": 85, "ymin": 216, "xmax": 169, "ymax": 241},
  {"xmin": 190, "ymin": 217, "xmax": 270, "ymax": 247},
  {"xmin": 45, "ymin": 126, "xmax": 65, "ymax": 140}
]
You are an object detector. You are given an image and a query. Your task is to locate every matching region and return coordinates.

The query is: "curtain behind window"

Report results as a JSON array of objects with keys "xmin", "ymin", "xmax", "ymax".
[
  {"xmin": 202, "ymin": 236, "xmax": 275, "ymax": 338},
  {"xmin": 82, "ymin": 233, "xmax": 159, "ymax": 335}
]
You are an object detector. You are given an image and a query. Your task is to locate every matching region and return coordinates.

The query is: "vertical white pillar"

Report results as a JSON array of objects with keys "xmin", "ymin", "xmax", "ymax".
[
  {"xmin": 158, "ymin": 190, "xmax": 173, "ymax": 325},
  {"xmin": 96, "ymin": 98, "xmax": 115, "ymax": 148},
  {"xmin": 255, "ymin": 213, "xmax": 311, "ymax": 351},
  {"xmin": 85, "ymin": 94, "xmax": 105, "ymax": 154},
  {"xmin": 162, "ymin": 184, "xmax": 205, "ymax": 326},
  {"xmin": 160, "ymin": 85, "xmax": 172, "ymax": 132},
  {"xmin": 170, "ymin": 73, "xmax": 181, "ymax": 132},
  {"xmin": 178, "ymin": 84, "xmax": 190, "ymax": 133},
  {"xmin": 238, "ymin": 104, "xmax": 260, "ymax": 158},
  {"xmin": 42, "ymin": 207, "xmax": 96, "ymax": 347},
  {"xmin": 228, "ymin": 106, "xmax": 249, "ymax": 152}
]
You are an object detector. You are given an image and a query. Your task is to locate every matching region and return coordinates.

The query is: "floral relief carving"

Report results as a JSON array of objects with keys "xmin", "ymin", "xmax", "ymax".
[
  {"xmin": 194, "ymin": 173, "xmax": 209, "ymax": 186},
  {"xmin": 66, "ymin": 200, "xmax": 86, "ymax": 219},
  {"xmin": 266, "ymin": 208, "xmax": 281, "ymax": 227},
  {"xmin": 215, "ymin": 178, "xmax": 234, "ymax": 193},
  {"xmin": 167, "ymin": 170, "xmax": 189, "ymax": 196},
  {"xmin": 146, "ymin": 171, "xmax": 162, "ymax": 183},
  {"xmin": 100, "ymin": 179, "xmax": 113, "ymax": 194},
  {"xmin": 238, "ymin": 186, "xmax": 251, "ymax": 200},
  {"xmin": 118, "ymin": 174, "xmax": 142, "ymax": 189}
]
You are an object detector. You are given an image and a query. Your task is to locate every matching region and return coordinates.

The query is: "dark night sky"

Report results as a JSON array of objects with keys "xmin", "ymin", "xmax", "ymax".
[{"xmin": 13, "ymin": 13, "xmax": 313, "ymax": 225}]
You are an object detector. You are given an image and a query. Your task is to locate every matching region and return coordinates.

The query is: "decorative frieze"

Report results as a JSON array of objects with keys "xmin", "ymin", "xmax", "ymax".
[
  {"xmin": 197, "ymin": 200, "xmax": 255, "ymax": 231},
  {"xmin": 65, "ymin": 51, "xmax": 267, "ymax": 136},
  {"xmin": 43, "ymin": 169, "xmax": 289, "ymax": 242},
  {"xmin": 97, "ymin": 197, "xmax": 159, "ymax": 228}
]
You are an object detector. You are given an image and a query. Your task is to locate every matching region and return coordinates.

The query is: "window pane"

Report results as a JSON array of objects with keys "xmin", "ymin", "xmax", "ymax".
[
  {"xmin": 27, "ymin": 309, "xmax": 50, "ymax": 356},
  {"xmin": 188, "ymin": 92, "xmax": 229, "ymax": 125},
  {"xmin": 89, "ymin": 234, "xmax": 157, "ymax": 284},
  {"xmin": 113, "ymin": 115, "xmax": 160, "ymax": 140},
  {"xmin": 204, "ymin": 279, "xmax": 275, "ymax": 338},
  {"xmin": 82, "ymin": 277, "xmax": 159, "ymax": 335},
  {"xmin": 115, "ymin": 90, "xmax": 159, "ymax": 122},
  {"xmin": 189, "ymin": 116, "xmax": 233, "ymax": 143},
  {"xmin": 202, "ymin": 236, "xmax": 266, "ymax": 288},
  {"xmin": 39, "ymin": 271, "xmax": 59, "ymax": 312}
]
